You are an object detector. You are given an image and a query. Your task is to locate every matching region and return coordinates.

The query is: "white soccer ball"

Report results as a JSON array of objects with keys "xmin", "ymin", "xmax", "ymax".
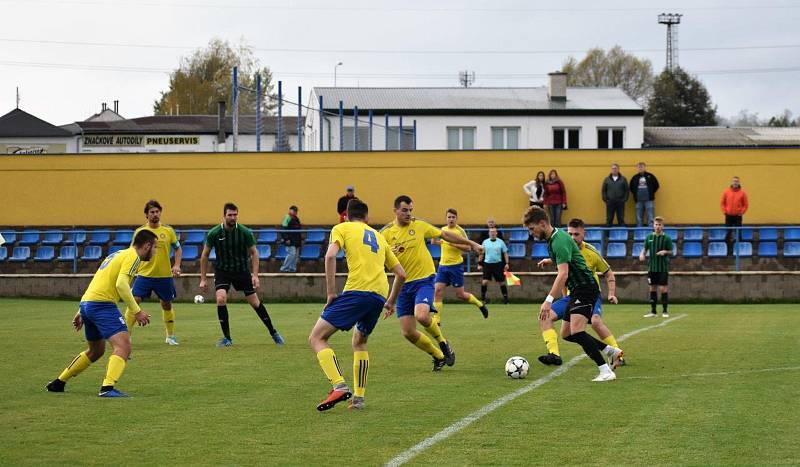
[
  {"xmin": 505, "ymin": 356, "xmax": 529, "ymax": 379},
  {"xmin": 193, "ymin": 294, "xmax": 205, "ymax": 304}
]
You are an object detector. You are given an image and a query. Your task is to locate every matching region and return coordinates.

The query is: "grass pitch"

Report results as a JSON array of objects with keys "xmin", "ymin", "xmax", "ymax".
[{"xmin": 1, "ymin": 299, "xmax": 798, "ymax": 466}]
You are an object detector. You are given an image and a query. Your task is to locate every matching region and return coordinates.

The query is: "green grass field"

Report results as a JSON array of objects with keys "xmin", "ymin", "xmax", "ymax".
[{"xmin": 1, "ymin": 298, "xmax": 799, "ymax": 466}]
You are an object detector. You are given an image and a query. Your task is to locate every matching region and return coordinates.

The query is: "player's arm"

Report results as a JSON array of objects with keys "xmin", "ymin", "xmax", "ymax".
[
  {"xmin": 639, "ymin": 240, "xmax": 648, "ymax": 261},
  {"xmin": 503, "ymin": 250, "xmax": 510, "ymax": 271},
  {"xmin": 383, "ymin": 250, "xmax": 405, "ymax": 318},
  {"xmin": 199, "ymin": 244, "xmax": 210, "ymax": 292},
  {"xmin": 537, "ymin": 258, "xmax": 553, "ymax": 268},
  {"xmin": 323, "ymin": 242, "xmax": 340, "ymax": 307},
  {"xmin": 249, "ymin": 245, "xmax": 260, "ymax": 289},
  {"xmin": 172, "ymin": 242, "xmax": 183, "ymax": 277},
  {"xmin": 604, "ymin": 268, "xmax": 618, "ymax": 304},
  {"xmin": 440, "ymin": 229, "xmax": 482, "ymax": 253},
  {"xmin": 540, "ymin": 262, "xmax": 568, "ymax": 320},
  {"xmin": 116, "ymin": 272, "xmax": 150, "ymax": 326}
]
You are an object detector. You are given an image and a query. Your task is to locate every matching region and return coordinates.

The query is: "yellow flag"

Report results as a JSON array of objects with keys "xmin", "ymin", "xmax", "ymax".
[{"xmin": 504, "ymin": 271, "xmax": 521, "ymax": 286}]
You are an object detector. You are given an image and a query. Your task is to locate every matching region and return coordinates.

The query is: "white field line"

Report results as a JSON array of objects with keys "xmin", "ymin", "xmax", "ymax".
[
  {"xmin": 384, "ymin": 314, "xmax": 688, "ymax": 467},
  {"xmin": 624, "ymin": 365, "xmax": 800, "ymax": 380}
]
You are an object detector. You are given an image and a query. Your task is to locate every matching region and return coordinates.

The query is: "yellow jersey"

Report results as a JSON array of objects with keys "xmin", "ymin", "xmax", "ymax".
[
  {"xmin": 579, "ymin": 241, "xmax": 611, "ymax": 287},
  {"xmin": 380, "ymin": 218, "xmax": 442, "ymax": 282},
  {"xmin": 81, "ymin": 248, "xmax": 142, "ymax": 303},
  {"xmin": 439, "ymin": 224, "xmax": 467, "ymax": 266},
  {"xmin": 330, "ymin": 222, "xmax": 400, "ymax": 298},
  {"xmin": 133, "ymin": 224, "xmax": 179, "ymax": 278}
]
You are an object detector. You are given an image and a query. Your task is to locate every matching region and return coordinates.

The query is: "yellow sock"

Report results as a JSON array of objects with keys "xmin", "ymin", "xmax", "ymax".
[
  {"xmin": 542, "ymin": 329, "xmax": 560, "ymax": 356},
  {"xmin": 162, "ymin": 308, "xmax": 176, "ymax": 336},
  {"xmin": 602, "ymin": 335, "xmax": 620, "ymax": 349},
  {"xmin": 316, "ymin": 348, "xmax": 345, "ymax": 386},
  {"xmin": 58, "ymin": 351, "xmax": 92, "ymax": 382},
  {"xmin": 412, "ymin": 333, "xmax": 444, "ymax": 359},
  {"xmin": 124, "ymin": 308, "xmax": 137, "ymax": 335},
  {"xmin": 353, "ymin": 351, "xmax": 369, "ymax": 398},
  {"xmin": 433, "ymin": 301, "xmax": 443, "ymax": 316},
  {"xmin": 102, "ymin": 354, "xmax": 127, "ymax": 387},
  {"xmin": 424, "ymin": 319, "xmax": 447, "ymax": 344},
  {"xmin": 467, "ymin": 293, "xmax": 484, "ymax": 307}
]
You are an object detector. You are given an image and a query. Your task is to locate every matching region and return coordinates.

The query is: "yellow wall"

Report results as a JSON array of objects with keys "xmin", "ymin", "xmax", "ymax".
[{"xmin": 1, "ymin": 148, "xmax": 798, "ymax": 227}]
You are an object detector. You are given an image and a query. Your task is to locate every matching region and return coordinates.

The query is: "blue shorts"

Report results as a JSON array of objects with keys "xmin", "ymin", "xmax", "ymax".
[
  {"xmin": 397, "ymin": 275, "xmax": 436, "ymax": 318},
  {"xmin": 320, "ymin": 291, "xmax": 386, "ymax": 336},
  {"xmin": 80, "ymin": 301, "xmax": 128, "ymax": 341},
  {"xmin": 435, "ymin": 264, "xmax": 464, "ymax": 288},
  {"xmin": 132, "ymin": 276, "xmax": 177, "ymax": 302},
  {"xmin": 552, "ymin": 296, "xmax": 603, "ymax": 321}
]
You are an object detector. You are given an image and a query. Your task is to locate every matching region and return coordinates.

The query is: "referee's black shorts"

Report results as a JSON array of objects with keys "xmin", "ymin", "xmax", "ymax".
[
  {"xmin": 214, "ymin": 269, "xmax": 256, "ymax": 296},
  {"xmin": 481, "ymin": 262, "xmax": 505, "ymax": 282},
  {"xmin": 563, "ymin": 286, "xmax": 600, "ymax": 322},
  {"xmin": 648, "ymin": 271, "xmax": 669, "ymax": 286}
]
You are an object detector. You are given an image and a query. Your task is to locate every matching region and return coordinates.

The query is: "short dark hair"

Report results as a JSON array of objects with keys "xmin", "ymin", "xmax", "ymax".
[
  {"xmin": 347, "ymin": 199, "xmax": 369, "ymax": 220},
  {"xmin": 568, "ymin": 218, "xmax": 585, "ymax": 228},
  {"xmin": 522, "ymin": 206, "xmax": 550, "ymax": 226},
  {"xmin": 144, "ymin": 199, "xmax": 162, "ymax": 214},
  {"xmin": 394, "ymin": 195, "xmax": 412, "ymax": 208},
  {"xmin": 289, "ymin": 205, "xmax": 298, "ymax": 211},
  {"xmin": 223, "ymin": 202, "xmax": 238, "ymax": 214},
  {"xmin": 446, "ymin": 208, "xmax": 458, "ymax": 216},
  {"xmin": 132, "ymin": 229, "xmax": 157, "ymax": 247}
]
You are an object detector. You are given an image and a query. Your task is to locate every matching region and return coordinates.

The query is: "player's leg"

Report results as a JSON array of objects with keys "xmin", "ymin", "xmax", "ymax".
[
  {"xmin": 399, "ymin": 315, "xmax": 445, "ymax": 370},
  {"xmin": 564, "ymin": 295, "xmax": 615, "ymax": 381},
  {"xmin": 539, "ymin": 297, "xmax": 566, "ymax": 365},
  {"xmin": 480, "ymin": 277, "xmax": 489, "ymax": 302},
  {"xmin": 644, "ymin": 273, "xmax": 658, "ymax": 317},
  {"xmin": 245, "ymin": 291, "xmax": 284, "ymax": 345},
  {"xmin": 433, "ymin": 281, "xmax": 446, "ymax": 324},
  {"xmin": 349, "ymin": 328, "xmax": 370, "ymax": 410},
  {"xmin": 100, "ymin": 330, "xmax": 132, "ymax": 396},
  {"xmin": 591, "ymin": 308, "xmax": 625, "ymax": 369},
  {"xmin": 309, "ymin": 317, "xmax": 351, "ymax": 411},
  {"xmin": 498, "ymin": 278, "xmax": 509, "ymax": 304},
  {"xmin": 215, "ymin": 285, "xmax": 233, "ymax": 346},
  {"xmin": 154, "ymin": 278, "xmax": 178, "ymax": 344},
  {"xmin": 454, "ymin": 286, "xmax": 488, "ymax": 318},
  {"xmin": 47, "ymin": 338, "xmax": 104, "ymax": 392},
  {"xmin": 660, "ymin": 282, "xmax": 669, "ymax": 317},
  {"xmin": 416, "ymin": 280, "xmax": 454, "ymax": 366}
]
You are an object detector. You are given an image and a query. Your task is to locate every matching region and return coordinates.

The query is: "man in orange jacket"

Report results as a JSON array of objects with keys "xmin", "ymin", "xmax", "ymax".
[{"xmin": 720, "ymin": 176, "xmax": 749, "ymax": 252}]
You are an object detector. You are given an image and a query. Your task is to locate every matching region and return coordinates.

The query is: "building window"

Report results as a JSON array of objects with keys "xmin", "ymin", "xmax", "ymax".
[
  {"xmin": 342, "ymin": 127, "xmax": 370, "ymax": 151},
  {"xmin": 386, "ymin": 127, "xmax": 414, "ymax": 150},
  {"xmin": 491, "ymin": 127, "xmax": 520, "ymax": 149},
  {"xmin": 553, "ymin": 128, "xmax": 580, "ymax": 149},
  {"xmin": 447, "ymin": 127, "xmax": 476, "ymax": 150},
  {"xmin": 597, "ymin": 128, "xmax": 625, "ymax": 149}
]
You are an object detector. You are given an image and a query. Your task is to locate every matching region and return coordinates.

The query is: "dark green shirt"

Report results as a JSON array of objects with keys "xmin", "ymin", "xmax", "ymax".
[
  {"xmin": 644, "ymin": 232, "xmax": 673, "ymax": 273},
  {"xmin": 205, "ymin": 223, "xmax": 256, "ymax": 272},
  {"xmin": 547, "ymin": 228, "xmax": 596, "ymax": 293}
]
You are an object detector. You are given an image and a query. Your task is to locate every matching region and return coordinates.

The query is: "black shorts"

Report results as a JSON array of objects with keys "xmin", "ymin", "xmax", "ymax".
[
  {"xmin": 482, "ymin": 262, "xmax": 505, "ymax": 282},
  {"xmin": 648, "ymin": 271, "xmax": 669, "ymax": 286},
  {"xmin": 214, "ymin": 270, "xmax": 256, "ymax": 296},
  {"xmin": 563, "ymin": 286, "xmax": 600, "ymax": 322}
]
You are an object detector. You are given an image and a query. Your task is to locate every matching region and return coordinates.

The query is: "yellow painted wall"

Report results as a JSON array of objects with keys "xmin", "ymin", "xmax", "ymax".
[{"xmin": 1, "ymin": 148, "xmax": 798, "ymax": 227}]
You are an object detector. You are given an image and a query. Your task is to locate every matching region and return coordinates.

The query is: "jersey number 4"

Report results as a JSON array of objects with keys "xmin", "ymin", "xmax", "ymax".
[{"xmin": 362, "ymin": 230, "xmax": 379, "ymax": 253}]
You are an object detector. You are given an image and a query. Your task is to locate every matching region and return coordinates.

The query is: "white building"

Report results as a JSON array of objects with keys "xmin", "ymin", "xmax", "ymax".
[
  {"xmin": 0, "ymin": 109, "xmax": 78, "ymax": 154},
  {"xmin": 307, "ymin": 73, "xmax": 644, "ymax": 151}
]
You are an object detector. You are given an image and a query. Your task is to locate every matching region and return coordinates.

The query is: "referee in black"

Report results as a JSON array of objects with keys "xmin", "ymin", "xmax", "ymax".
[
  {"xmin": 638, "ymin": 216, "xmax": 674, "ymax": 318},
  {"xmin": 199, "ymin": 202, "xmax": 285, "ymax": 346}
]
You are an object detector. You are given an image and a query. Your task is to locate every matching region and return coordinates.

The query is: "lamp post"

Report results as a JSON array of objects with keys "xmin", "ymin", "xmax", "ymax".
[{"xmin": 334, "ymin": 61, "xmax": 343, "ymax": 87}]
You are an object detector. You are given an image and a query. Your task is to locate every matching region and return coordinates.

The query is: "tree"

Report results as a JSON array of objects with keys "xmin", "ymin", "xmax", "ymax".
[
  {"xmin": 718, "ymin": 109, "xmax": 763, "ymax": 127},
  {"xmin": 645, "ymin": 67, "xmax": 717, "ymax": 126},
  {"xmin": 767, "ymin": 109, "xmax": 798, "ymax": 127},
  {"xmin": 154, "ymin": 38, "xmax": 277, "ymax": 115},
  {"xmin": 561, "ymin": 46, "xmax": 654, "ymax": 105}
]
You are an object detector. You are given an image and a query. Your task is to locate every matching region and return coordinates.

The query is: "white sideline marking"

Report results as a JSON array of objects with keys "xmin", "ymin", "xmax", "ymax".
[
  {"xmin": 624, "ymin": 365, "xmax": 800, "ymax": 380},
  {"xmin": 384, "ymin": 314, "xmax": 688, "ymax": 467}
]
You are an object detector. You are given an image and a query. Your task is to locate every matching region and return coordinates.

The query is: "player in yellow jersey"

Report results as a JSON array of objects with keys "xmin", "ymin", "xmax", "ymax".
[
  {"xmin": 125, "ymin": 200, "xmax": 183, "ymax": 345},
  {"xmin": 381, "ymin": 195, "xmax": 483, "ymax": 371},
  {"xmin": 309, "ymin": 199, "xmax": 406, "ymax": 411},
  {"xmin": 536, "ymin": 218, "xmax": 624, "ymax": 368},
  {"xmin": 46, "ymin": 230, "xmax": 157, "ymax": 397},
  {"xmin": 433, "ymin": 208, "xmax": 489, "ymax": 319}
]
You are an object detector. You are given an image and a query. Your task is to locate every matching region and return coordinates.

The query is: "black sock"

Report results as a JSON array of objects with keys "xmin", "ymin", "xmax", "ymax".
[
  {"xmin": 217, "ymin": 305, "xmax": 231, "ymax": 339},
  {"xmin": 661, "ymin": 293, "xmax": 669, "ymax": 313},
  {"xmin": 500, "ymin": 285, "xmax": 509, "ymax": 301},
  {"xmin": 570, "ymin": 331, "xmax": 607, "ymax": 366},
  {"xmin": 649, "ymin": 291, "xmax": 657, "ymax": 313},
  {"xmin": 252, "ymin": 301, "xmax": 276, "ymax": 334},
  {"xmin": 481, "ymin": 284, "xmax": 487, "ymax": 301},
  {"xmin": 100, "ymin": 385, "xmax": 113, "ymax": 392}
]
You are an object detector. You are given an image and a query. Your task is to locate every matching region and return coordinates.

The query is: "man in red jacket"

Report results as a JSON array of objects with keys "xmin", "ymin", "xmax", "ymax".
[{"xmin": 720, "ymin": 176, "xmax": 749, "ymax": 252}]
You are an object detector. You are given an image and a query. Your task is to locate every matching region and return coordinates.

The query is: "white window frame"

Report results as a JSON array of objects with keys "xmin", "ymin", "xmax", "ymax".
[
  {"xmin": 447, "ymin": 126, "xmax": 476, "ymax": 150},
  {"xmin": 597, "ymin": 127, "xmax": 625, "ymax": 149},
  {"xmin": 490, "ymin": 126, "xmax": 521, "ymax": 150},
  {"xmin": 552, "ymin": 127, "xmax": 581, "ymax": 149}
]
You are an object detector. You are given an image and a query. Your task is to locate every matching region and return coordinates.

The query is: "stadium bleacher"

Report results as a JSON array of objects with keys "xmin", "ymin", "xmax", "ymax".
[
  {"xmin": 508, "ymin": 243, "xmax": 526, "ymax": 259},
  {"xmin": 81, "ymin": 245, "xmax": 103, "ymax": 261},
  {"xmin": 0, "ymin": 247, "xmax": 7, "ymax": 261},
  {"xmin": 18, "ymin": 230, "xmax": 40, "ymax": 246},
  {"xmin": 34, "ymin": 246, "xmax": 55, "ymax": 262},
  {"xmin": 606, "ymin": 242, "xmax": 626, "ymax": 259},
  {"xmin": 300, "ymin": 244, "xmax": 322, "ymax": 260},
  {"xmin": 57, "ymin": 246, "xmax": 77, "ymax": 261},
  {"xmin": 9, "ymin": 246, "xmax": 31, "ymax": 262},
  {"xmin": 256, "ymin": 244, "xmax": 271, "ymax": 260},
  {"xmin": 88, "ymin": 231, "xmax": 110, "ymax": 245},
  {"xmin": 42, "ymin": 230, "xmax": 63, "ymax": 245},
  {"xmin": 112, "ymin": 230, "xmax": 134, "ymax": 245},
  {"xmin": 427, "ymin": 243, "xmax": 441, "ymax": 260}
]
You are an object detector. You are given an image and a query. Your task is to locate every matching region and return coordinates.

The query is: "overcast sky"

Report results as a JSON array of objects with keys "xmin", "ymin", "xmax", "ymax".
[{"xmin": 1, "ymin": 0, "xmax": 798, "ymax": 125}]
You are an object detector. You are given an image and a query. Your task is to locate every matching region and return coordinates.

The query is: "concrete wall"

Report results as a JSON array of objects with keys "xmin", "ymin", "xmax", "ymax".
[
  {"xmin": 3, "ymin": 272, "xmax": 799, "ymax": 302},
  {"xmin": 1, "ymin": 148, "xmax": 798, "ymax": 226}
]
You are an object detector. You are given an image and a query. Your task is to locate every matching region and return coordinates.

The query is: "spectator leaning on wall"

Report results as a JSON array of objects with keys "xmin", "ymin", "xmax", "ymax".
[
  {"xmin": 601, "ymin": 163, "xmax": 629, "ymax": 227},
  {"xmin": 280, "ymin": 205, "xmax": 302, "ymax": 273},
  {"xmin": 720, "ymin": 176, "xmax": 749, "ymax": 252},
  {"xmin": 629, "ymin": 162, "xmax": 660, "ymax": 227},
  {"xmin": 543, "ymin": 169, "xmax": 567, "ymax": 227},
  {"xmin": 523, "ymin": 171, "xmax": 546, "ymax": 207}
]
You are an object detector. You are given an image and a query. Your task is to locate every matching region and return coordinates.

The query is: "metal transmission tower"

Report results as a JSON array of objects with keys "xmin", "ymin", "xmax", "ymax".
[
  {"xmin": 658, "ymin": 13, "xmax": 683, "ymax": 71},
  {"xmin": 458, "ymin": 70, "xmax": 475, "ymax": 87}
]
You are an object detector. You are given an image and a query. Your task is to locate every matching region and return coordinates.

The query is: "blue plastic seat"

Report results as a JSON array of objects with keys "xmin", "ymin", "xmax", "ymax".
[
  {"xmin": 257, "ymin": 231, "xmax": 278, "ymax": 244},
  {"xmin": 708, "ymin": 228, "xmax": 727, "ymax": 241},
  {"xmin": 633, "ymin": 228, "xmax": 649, "ymax": 241},
  {"xmin": 508, "ymin": 229, "xmax": 529, "ymax": 242},
  {"xmin": 34, "ymin": 246, "xmax": 55, "ymax": 261},
  {"xmin": 1, "ymin": 231, "xmax": 17, "ymax": 245},
  {"xmin": 183, "ymin": 231, "xmax": 206, "ymax": 245},
  {"xmin": 9, "ymin": 246, "xmax": 31, "ymax": 262},
  {"xmin": 508, "ymin": 243, "xmax": 526, "ymax": 259},
  {"xmin": 254, "ymin": 244, "xmax": 271, "ymax": 260},
  {"xmin": 301, "ymin": 244, "xmax": 322, "ymax": 260},
  {"xmin": 757, "ymin": 242, "xmax": 777, "ymax": 258},
  {"xmin": 608, "ymin": 228, "xmax": 628, "ymax": 242},
  {"xmin": 42, "ymin": 230, "xmax": 64, "ymax": 245},
  {"xmin": 81, "ymin": 245, "xmax": 103, "ymax": 261},
  {"xmin": 584, "ymin": 229, "xmax": 603, "ymax": 242},
  {"xmin": 665, "ymin": 228, "xmax": 679, "ymax": 240},
  {"xmin": 737, "ymin": 228, "xmax": 754, "ymax": 241},
  {"xmin": 427, "ymin": 243, "xmax": 441, "ymax": 260},
  {"xmin": 273, "ymin": 245, "xmax": 287, "ymax": 261},
  {"xmin": 182, "ymin": 245, "xmax": 199, "ymax": 261},
  {"xmin": 112, "ymin": 230, "xmax": 134, "ymax": 245},
  {"xmin": 784, "ymin": 242, "xmax": 800, "ymax": 258},
  {"xmin": 682, "ymin": 242, "xmax": 703, "ymax": 258},
  {"xmin": 632, "ymin": 242, "xmax": 644, "ymax": 257},
  {"xmin": 108, "ymin": 245, "xmax": 126, "ymax": 255},
  {"xmin": 305, "ymin": 231, "xmax": 327, "ymax": 244},
  {"xmin": 683, "ymin": 228, "xmax": 703, "ymax": 242},
  {"xmin": 336, "ymin": 248, "xmax": 345, "ymax": 260},
  {"xmin": 733, "ymin": 242, "xmax": 752, "ymax": 257},
  {"xmin": 531, "ymin": 243, "xmax": 549, "ymax": 259},
  {"xmin": 785, "ymin": 228, "xmax": 800, "ymax": 241},
  {"xmin": 759, "ymin": 228, "xmax": 778, "ymax": 242},
  {"xmin": 708, "ymin": 242, "xmax": 728, "ymax": 257},
  {"xmin": 58, "ymin": 246, "xmax": 77, "ymax": 261},
  {"xmin": 18, "ymin": 230, "xmax": 40, "ymax": 246},
  {"xmin": 0, "ymin": 247, "xmax": 6, "ymax": 261},
  {"xmin": 606, "ymin": 242, "xmax": 626, "ymax": 259},
  {"xmin": 588, "ymin": 242, "xmax": 603, "ymax": 254},
  {"xmin": 209, "ymin": 249, "xmax": 217, "ymax": 261},
  {"xmin": 64, "ymin": 231, "xmax": 87, "ymax": 244},
  {"xmin": 88, "ymin": 231, "xmax": 110, "ymax": 245}
]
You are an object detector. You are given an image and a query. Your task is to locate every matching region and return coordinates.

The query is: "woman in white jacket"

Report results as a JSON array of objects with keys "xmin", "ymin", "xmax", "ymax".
[{"xmin": 523, "ymin": 171, "xmax": 546, "ymax": 207}]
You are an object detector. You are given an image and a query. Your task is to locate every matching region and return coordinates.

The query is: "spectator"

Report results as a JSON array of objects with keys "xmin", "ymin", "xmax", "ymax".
[
  {"xmin": 629, "ymin": 162, "xmax": 660, "ymax": 227},
  {"xmin": 543, "ymin": 169, "xmax": 567, "ymax": 227},
  {"xmin": 523, "ymin": 171, "xmax": 546, "ymax": 207},
  {"xmin": 337, "ymin": 186, "xmax": 356, "ymax": 223},
  {"xmin": 601, "ymin": 163, "xmax": 629, "ymax": 226},
  {"xmin": 478, "ymin": 217, "xmax": 505, "ymax": 244},
  {"xmin": 280, "ymin": 205, "xmax": 301, "ymax": 273},
  {"xmin": 720, "ymin": 176, "xmax": 749, "ymax": 252}
]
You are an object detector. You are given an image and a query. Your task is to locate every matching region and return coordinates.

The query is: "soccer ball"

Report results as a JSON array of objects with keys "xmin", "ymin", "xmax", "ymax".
[
  {"xmin": 505, "ymin": 356, "xmax": 529, "ymax": 379},
  {"xmin": 193, "ymin": 294, "xmax": 205, "ymax": 304}
]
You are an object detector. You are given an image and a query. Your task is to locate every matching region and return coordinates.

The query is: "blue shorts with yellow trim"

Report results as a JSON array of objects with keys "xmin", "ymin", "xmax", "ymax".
[
  {"xmin": 397, "ymin": 275, "xmax": 436, "ymax": 318},
  {"xmin": 552, "ymin": 296, "xmax": 603, "ymax": 321},
  {"xmin": 132, "ymin": 276, "xmax": 177, "ymax": 301},
  {"xmin": 320, "ymin": 291, "xmax": 386, "ymax": 336},
  {"xmin": 435, "ymin": 264, "xmax": 464, "ymax": 288},
  {"xmin": 79, "ymin": 301, "xmax": 128, "ymax": 341}
]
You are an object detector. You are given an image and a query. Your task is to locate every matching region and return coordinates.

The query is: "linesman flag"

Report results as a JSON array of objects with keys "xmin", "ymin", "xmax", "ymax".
[{"xmin": 504, "ymin": 271, "xmax": 521, "ymax": 286}]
